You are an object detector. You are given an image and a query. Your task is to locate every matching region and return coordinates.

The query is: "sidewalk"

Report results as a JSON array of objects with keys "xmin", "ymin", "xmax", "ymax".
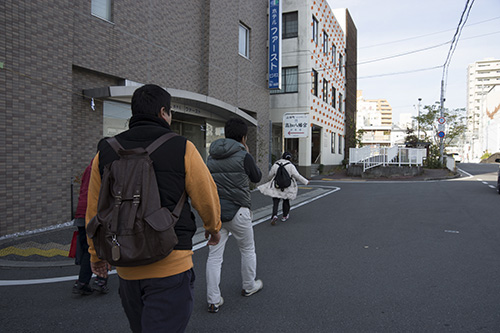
[{"xmin": 0, "ymin": 168, "xmax": 458, "ymax": 268}]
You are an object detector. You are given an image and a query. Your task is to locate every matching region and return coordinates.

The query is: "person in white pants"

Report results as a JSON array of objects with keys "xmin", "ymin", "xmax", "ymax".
[
  {"xmin": 206, "ymin": 207, "xmax": 258, "ymax": 304},
  {"xmin": 205, "ymin": 118, "xmax": 263, "ymax": 313}
]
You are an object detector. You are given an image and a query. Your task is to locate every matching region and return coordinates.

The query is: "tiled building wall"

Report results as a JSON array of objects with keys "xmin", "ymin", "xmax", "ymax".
[
  {"xmin": 1, "ymin": 1, "xmax": 74, "ymax": 235},
  {"xmin": 70, "ymin": 66, "xmax": 121, "ymax": 208},
  {"xmin": 207, "ymin": 0, "xmax": 270, "ymax": 172},
  {"xmin": 1, "ymin": 0, "xmax": 270, "ymax": 235},
  {"xmin": 73, "ymin": 1, "xmax": 209, "ymax": 95}
]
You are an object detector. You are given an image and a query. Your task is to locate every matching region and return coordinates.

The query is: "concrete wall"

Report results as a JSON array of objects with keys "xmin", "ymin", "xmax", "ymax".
[{"xmin": 347, "ymin": 165, "xmax": 423, "ymax": 178}]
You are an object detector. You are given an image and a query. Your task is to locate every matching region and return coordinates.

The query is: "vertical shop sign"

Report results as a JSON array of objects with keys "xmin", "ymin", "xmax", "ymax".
[{"xmin": 268, "ymin": 0, "xmax": 282, "ymax": 89}]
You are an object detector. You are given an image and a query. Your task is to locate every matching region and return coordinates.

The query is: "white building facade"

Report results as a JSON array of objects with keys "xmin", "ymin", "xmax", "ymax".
[
  {"xmin": 464, "ymin": 58, "xmax": 500, "ymax": 161},
  {"xmin": 356, "ymin": 90, "xmax": 392, "ymax": 147},
  {"xmin": 269, "ymin": 0, "xmax": 354, "ymax": 176},
  {"xmin": 479, "ymin": 86, "xmax": 500, "ymax": 157}
]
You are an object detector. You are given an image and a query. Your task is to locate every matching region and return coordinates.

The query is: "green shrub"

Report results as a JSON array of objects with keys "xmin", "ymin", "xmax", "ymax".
[{"xmin": 424, "ymin": 144, "xmax": 443, "ymax": 169}]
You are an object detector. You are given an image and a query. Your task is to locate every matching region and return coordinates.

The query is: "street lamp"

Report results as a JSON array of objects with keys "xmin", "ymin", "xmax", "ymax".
[{"xmin": 417, "ymin": 98, "xmax": 422, "ymax": 143}]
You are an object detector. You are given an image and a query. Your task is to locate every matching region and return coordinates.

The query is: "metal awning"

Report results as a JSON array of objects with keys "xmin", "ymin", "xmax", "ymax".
[{"xmin": 83, "ymin": 85, "xmax": 258, "ymax": 126}]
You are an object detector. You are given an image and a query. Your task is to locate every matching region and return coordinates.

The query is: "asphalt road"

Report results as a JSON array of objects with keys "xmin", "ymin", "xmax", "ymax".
[{"xmin": 2, "ymin": 163, "xmax": 500, "ymax": 332}]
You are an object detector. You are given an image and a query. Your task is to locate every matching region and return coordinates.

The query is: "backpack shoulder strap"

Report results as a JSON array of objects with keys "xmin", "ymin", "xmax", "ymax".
[
  {"xmin": 106, "ymin": 137, "xmax": 124, "ymax": 154},
  {"xmin": 171, "ymin": 191, "xmax": 187, "ymax": 219},
  {"xmin": 146, "ymin": 132, "xmax": 178, "ymax": 155}
]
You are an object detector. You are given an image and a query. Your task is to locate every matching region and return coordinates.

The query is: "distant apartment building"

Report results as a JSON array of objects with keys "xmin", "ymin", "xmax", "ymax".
[
  {"xmin": 0, "ymin": 0, "xmax": 270, "ymax": 235},
  {"xmin": 269, "ymin": 0, "xmax": 357, "ymax": 176},
  {"xmin": 390, "ymin": 113, "xmax": 416, "ymax": 146},
  {"xmin": 397, "ymin": 113, "xmax": 416, "ymax": 131},
  {"xmin": 356, "ymin": 90, "xmax": 393, "ymax": 147},
  {"xmin": 464, "ymin": 58, "xmax": 500, "ymax": 161}
]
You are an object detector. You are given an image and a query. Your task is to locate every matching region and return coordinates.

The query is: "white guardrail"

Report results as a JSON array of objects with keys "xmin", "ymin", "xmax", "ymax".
[{"xmin": 349, "ymin": 146, "xmax": 427, "ymax": 171}]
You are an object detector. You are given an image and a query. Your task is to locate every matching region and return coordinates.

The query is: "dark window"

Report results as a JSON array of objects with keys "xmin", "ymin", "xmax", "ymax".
[
  {"xmin": 331, "ymin": 132, "xmax": 336, "ymax": 153},
  {"xmin": 332, "ymin": 44, "xmax": 336, "ymax": 65},
  {"xmin": 312, "ymin": 69, "xmax": 318, "ymax": 96},
  {"xmin": 338, "ymin": 134, "xmax": 342, "ymax": 154},
  {"xmin": 270, "ymin": 67, "xmax": 298, "ymax": 94},
  {"xmin": 332, "ymin": 87, "xmax": 336, "ymax": 108},
  {"xmin": 312, "ymin": 16, "xmax": 318, "ymax": 44},
  {"xmin": 283, "ymin": 12, "xmax": 298, "ymax": 39},
  {"xmin": 339, "ymin": 54, "xmax": 343, "ymax": 71},
  {"xmin": 323, "ymin": 31, "xmax": 328, "ymax": 55},
  {"xmin": 339, "ymin": 93, "xmax": 343, "ymax": 112},
  {"xmin": 323, "ymin": 79, "xmax": 328, "ymax": 103}
]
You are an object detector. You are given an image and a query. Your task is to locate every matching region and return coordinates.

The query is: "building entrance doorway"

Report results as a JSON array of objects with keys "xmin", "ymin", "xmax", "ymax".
[
  {"xmin": 284, "ymin": 138, "xmax": 299, "ymax": 164},
  {"xmin": 311, "ymin": 125, "xmax": 321, "ymax": 164}
]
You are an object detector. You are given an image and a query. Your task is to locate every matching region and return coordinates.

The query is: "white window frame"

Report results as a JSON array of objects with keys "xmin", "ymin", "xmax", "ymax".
[
  {"xmin": 239, "ymin": 23, "xmax": 250, "ymax": 58},
  {"xmin": 312, "ymin": 16, "xmax": 318, "ymax": 45},
  {"xmin": 91, "ymin": 0, "xmax": 113, "ymax": 22}
]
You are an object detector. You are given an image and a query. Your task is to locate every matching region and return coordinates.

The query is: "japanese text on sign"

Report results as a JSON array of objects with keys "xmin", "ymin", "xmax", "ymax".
[
  {"xmin": 283, "ymin": 113, "xmax": 309, "ymax": 138},
  {"xmin": 268, "ymin": 0, "xmax": 282, "ymax": 89}
]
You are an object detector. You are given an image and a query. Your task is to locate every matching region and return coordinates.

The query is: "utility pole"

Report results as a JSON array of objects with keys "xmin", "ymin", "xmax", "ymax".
[
  {"xmin": 417, "ymin": 98, "xmax": 422, "ymax": 142},
  {"xmin": 439, "ymin": 80, "xmax": 445, "ymax": 164}
]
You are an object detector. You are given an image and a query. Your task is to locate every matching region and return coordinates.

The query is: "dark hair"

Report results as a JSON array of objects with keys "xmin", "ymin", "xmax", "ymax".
[
  {"xmin": 282, "ymin": 152, "xmax": 292, "ymax": 160},
  {"xmin": 131, "ymin": 84, "xmax": 171, "ymax": 117},
  {"xmin": 224, "ymin": 118, "xmax": 248, "ymax": 142}
]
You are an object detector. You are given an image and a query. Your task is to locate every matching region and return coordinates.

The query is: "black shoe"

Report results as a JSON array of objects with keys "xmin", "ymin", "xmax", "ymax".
[
  {"xmin": 93, "ymin": 278, "xmax": 109, "ymax": 294},
  {"xmin": 270, "ymin": 216, "xmax": 278, "ymax": 226},
  {"xmin": 72, "ymin": 281, "xmax": 93, "ymax": 295},
  {"xmin": 208, "ymin": 297, "xmax": 224, "ymax": 313}
]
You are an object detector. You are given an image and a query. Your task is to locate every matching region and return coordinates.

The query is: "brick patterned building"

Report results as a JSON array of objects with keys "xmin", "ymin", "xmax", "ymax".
[
  {"xmin": 268, "ymin": 0, "xmax": 356, "ymax": 176},
  {"xmin": 0, "ymin": 1, "xmax": 270, "ymax": 235}
]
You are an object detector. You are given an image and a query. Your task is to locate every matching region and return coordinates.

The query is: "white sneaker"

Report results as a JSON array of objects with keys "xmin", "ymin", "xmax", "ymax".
[
  {"xmin": 241, "ymin": 279, "xmax": 263, "ymax": 297},
  {"xmin": 208, "ymin": 296, "xmax": 224, "ymax": 313},
  {"xmin": 281, "ymin": 215, "xmax": 289, "ymax": 222}
]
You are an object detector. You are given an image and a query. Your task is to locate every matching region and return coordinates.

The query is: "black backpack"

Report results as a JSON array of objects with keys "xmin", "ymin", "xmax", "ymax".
[
  {"xmin": 273, "ymin": 162, "xmax": 292, "ymax": 191},
  {"xmin": 86, "ymin": 132, "xmax": 186, "ymax": 267}
]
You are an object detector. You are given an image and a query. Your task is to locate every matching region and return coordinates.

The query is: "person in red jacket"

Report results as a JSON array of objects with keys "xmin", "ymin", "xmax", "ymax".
[{"xmin": 72, "ymin": 159, "xmax": 108, "ymax": 295}]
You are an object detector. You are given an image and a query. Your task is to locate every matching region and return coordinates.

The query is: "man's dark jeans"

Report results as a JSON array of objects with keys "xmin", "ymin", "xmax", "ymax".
[{"xmin": 119, "ymin": 268, "xmax": 195, "ymax": 333}]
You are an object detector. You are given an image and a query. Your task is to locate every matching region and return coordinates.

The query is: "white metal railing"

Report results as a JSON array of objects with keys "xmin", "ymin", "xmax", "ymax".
[{"xmin": 349, "ymin": 146, "xmax": 427, "ymax": 171}]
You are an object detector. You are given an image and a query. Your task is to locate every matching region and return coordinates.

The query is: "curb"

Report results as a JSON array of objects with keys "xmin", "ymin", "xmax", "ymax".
[{"xmin": 0, "ymin": 187, "xmax": 332, "ymax": 268}]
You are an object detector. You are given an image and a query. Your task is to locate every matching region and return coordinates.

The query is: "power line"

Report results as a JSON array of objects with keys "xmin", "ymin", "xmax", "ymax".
[
  {"xmin": 360, "ymin": 15, "xmax": 499, "ymax": 49},
  {"xmin": 358, "ymin": 66, "xmax": 443, "ymax": 80},
  {"xmin": 358, "ymin": 41, "xmax": 451, "ymax": 65},
  {"xmin": 442, "ymin": 0, "xmax": 475, "ymax": 85}
]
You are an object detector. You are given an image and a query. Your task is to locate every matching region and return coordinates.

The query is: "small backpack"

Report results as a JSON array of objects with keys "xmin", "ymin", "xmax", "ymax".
[
  {"xmin": 273, "ymin": 162, "xmax": 292, "ymax": 191},
  {"xmin": 86, "ymin": 132, "xmax": 186, "ymax": 267}
]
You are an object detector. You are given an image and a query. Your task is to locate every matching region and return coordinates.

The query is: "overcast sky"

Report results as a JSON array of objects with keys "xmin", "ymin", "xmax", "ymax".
[{"xmin": 327, "ymin": 0, "xmax": 500, "ymax": 122}]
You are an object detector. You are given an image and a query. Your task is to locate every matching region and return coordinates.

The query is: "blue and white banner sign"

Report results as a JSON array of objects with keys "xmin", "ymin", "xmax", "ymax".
[{"xmin": 268, "ymin": 0, "xmax": 282, "ymax": 90}]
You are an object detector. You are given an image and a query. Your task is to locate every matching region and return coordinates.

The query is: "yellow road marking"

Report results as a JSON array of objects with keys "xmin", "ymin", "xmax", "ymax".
[{"xmin": 0, "ymin": 246, "xmax": 69, "ymax": 257}]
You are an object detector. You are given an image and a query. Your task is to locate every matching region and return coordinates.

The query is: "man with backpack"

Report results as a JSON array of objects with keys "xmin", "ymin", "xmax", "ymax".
[
  {"xmin": 258, "ymin": 152, "xmax": 309, "ymax": 225},
  {"xmin": 85, "ymin": 84, "xmax": 221, "ymax": 332},
  {"xmin": 205, "ymin": 118, "xmax": 263, "ymax": 313}
]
